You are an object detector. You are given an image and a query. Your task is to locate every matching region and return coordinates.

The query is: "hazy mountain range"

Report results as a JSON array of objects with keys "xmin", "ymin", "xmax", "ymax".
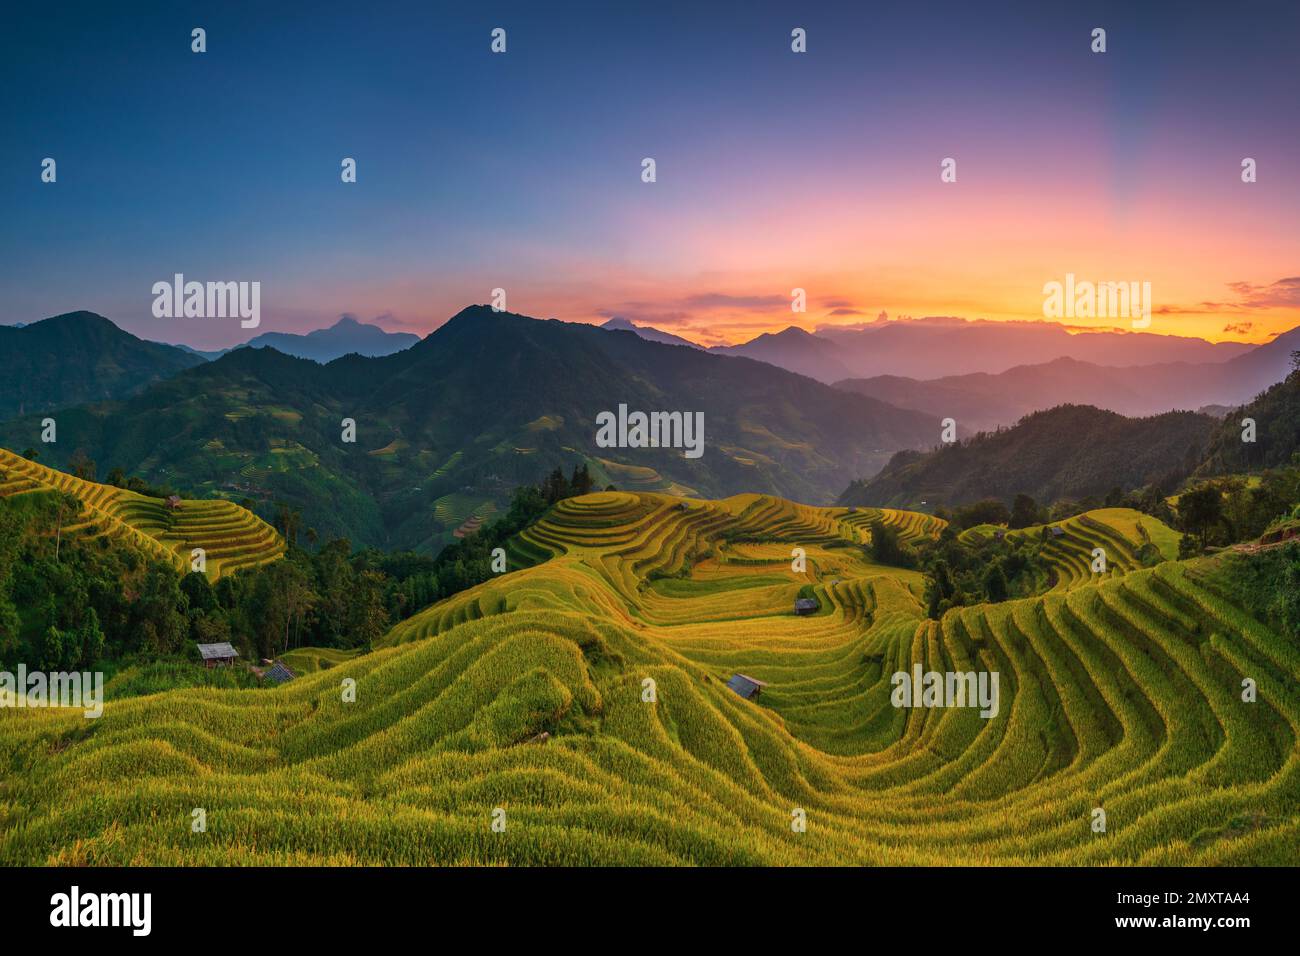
[
  {"xmin": 0, "ymin": 308, "xmax": 938, "ymax": 549},
  {"xmin": 168, "ymin": 316, "xmax": 420, "ymax": 363},
  {"xmin": 605, "ymin": 316, "xmax": 1259, "ymax": 384},
  {"xmin": 842, "ymin": 365, "xmax": 1300, "ymax": 513},
  {"xmin": 610, "ymin": 314, "xmax": 1299, "ymax": 430},
  {"xmin": 835, "ymin": 327, "xmax": 1300, "ymax": 431},
  {"xmin": 3, "ymin": 307, "xmax": 1297, "ymax": 538}
]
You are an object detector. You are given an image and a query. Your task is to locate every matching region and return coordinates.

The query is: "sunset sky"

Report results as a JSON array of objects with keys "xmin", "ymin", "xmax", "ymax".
[{"xmin": 2, "ymin": 0, "xmax": 1297, "ymax": 349}]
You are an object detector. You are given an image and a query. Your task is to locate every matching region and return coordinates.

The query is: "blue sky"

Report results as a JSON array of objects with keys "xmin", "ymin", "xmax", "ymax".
[{"xmin": 2, "ymin": 0, "xmax": 1297, "ymax": 348}]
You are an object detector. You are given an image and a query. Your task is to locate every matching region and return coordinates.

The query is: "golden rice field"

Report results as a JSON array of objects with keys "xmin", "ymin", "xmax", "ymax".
[
  {"xmin": 1, "ymin": 490, "xmax": 1296, "ymax": 865},
  {"xmin": 0, "ymin": 446, "xmax": 284, "ymax": 579}
]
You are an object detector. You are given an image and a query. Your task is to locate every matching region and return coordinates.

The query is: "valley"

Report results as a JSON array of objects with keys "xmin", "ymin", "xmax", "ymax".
[{"xmin": 2, "ymin": 489, "xmax": 1294, "ymax": 865}]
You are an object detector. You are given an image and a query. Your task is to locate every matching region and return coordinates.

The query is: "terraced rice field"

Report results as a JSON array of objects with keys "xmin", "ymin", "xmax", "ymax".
[
  {"xmin": 0, "ymin": 447, "xmax": 284, "ymax": 579},
  {"xmin": 279, "ymin": 647, "xmax": 364, "ymax": 674},
  {"xmin": 1, "ymin": 491, "xmax": 1295, "ymax": 865},
  {"xmin": 1007, "ymin": 509, "xmax": 1182, "ymax": 592}
]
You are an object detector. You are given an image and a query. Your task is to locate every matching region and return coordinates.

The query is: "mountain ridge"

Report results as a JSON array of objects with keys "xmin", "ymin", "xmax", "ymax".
[
  {"xmin": 0, "ymin": 311, "xmax": 206, "ymax": 419},
  {"xmin": 0, "ymin": 306, "xmax": 940, "ymax": 549}
]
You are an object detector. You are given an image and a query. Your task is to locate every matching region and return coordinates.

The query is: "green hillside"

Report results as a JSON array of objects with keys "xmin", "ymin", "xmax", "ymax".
[
  {"xmin": 1197, "ymin": 368, "xmax": 1300, "ymax": 475},
  {"xmin": 0, "ymin": 312, "xmax": 205, "ymax": 419},
  {"xmin": 2, "ymin": 492, "xmax": 1294, "ymax": 865},
  {"xmin": 841, "ymin": 404, "xmax": 1217, "ymax": 511},
  {"xmin": 0, "ymin": 308, "xmax": 939, "ymax": 551}
]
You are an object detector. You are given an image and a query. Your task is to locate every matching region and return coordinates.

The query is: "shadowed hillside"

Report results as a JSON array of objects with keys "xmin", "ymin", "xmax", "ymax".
[
  {"xmin": 0, "ymin": 312, "xmax": 205, "ymax": 419},
  {"xmin": 840, "ymin": 405, "xmax": 1217, "ymax": 511},
  {"xmin": 0, "ymin": 308, "xmax": 939, "ymax": 550}
]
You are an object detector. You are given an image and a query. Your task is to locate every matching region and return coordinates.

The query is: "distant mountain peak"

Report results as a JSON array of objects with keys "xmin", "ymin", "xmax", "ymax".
[
  {"xmin": 598, "ymin": 316, "xmax": 701, "ymax": 349},
  {"xmin": 237, "ymin": 315, "xmax": 420, "ymax": 362}
]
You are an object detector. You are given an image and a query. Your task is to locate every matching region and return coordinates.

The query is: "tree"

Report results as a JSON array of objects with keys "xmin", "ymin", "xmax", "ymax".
[
  {"xmin": 1177, "ymin": 484, "xmax": 1223, "ymax": 548},
  {"xmin": 869, "ymin": 520, "xmax": 915, "ymax": 568},
  {"xmin": 925, "ymin": 559, "xmax": 957, "ymax": 618},
  {"xmin": 68, "ymin": 450, "xmax": 96, "ymax": 481},
  {"xmin": 180, "ymin": 571, "xmax": 217, "ymax": 615},
  {"xmin": 40, "ymin": 625, "xmax": 71, "ymax": 671},
  {"xmin": 52, "ymin": 491, "xmax": 81, "ymax": 563},
  {"xmin": 983, "ymin": 563, "xmax": 1009, "ymax": 603},
  {"xmin": 261, "ymin": 560, "xmax": 317, "ymax": 655},
  {"xmin": 78, "ymin": 608, "xmax": 105, "ymax": 665},
  {"xmin": 951, "ymin": 498, "xmax": 1011, "ymax": 530},
  {"xmin": 1273, "ymin": 550, "xmax": 1300, "ymax": 638},
  {"xmin": 348, "ymin": 570, "xmax": 390, "ymax": 648},
  {"xmin": 274, "ymin": 502, "xmax": 303, "ymax": 546},
  {"xmin": 1009, "ymin": 494, "xmax": 1040, "ymax": 530},
  {"xmin": 134, "ymin": 565, "xmax": 190, "ymax": 655},
  {"xmin": 541, "ymin": 467, "xmax": 570, "ymax": 504},
  {"xmin": 570, "ymin": 463, "xmax": 593, "ymax": 497}
]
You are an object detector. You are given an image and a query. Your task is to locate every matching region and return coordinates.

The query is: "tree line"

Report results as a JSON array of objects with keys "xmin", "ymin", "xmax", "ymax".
[{"xmin": 0, "ymin": 463, "xmax": 596, "ymax": 675}]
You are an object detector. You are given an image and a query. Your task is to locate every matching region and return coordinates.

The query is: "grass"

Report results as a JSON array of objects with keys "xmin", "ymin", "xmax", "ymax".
[
  {"xmin": 0, "ymin": 446, "xmax": 284, "ymax": 579},
  {"xmin": 279, "ymin": 647, "xmax": 364, "ymax": 674},
  {"xmin": 0, "ymin": 491, "xmax": 1295, "ymax": 865}
]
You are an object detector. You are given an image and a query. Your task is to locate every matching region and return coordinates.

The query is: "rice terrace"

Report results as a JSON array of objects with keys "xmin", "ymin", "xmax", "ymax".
[
  {"xmin": 4, "ymin": 2, "xmax": 1300, "ymax": 937},
  {"xmin": 2, "ymin": 486, "xmax": 1295, "ymax": 866}
]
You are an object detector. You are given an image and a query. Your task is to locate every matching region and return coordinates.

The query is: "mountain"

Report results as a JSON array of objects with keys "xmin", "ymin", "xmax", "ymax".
[
  {"xmin": 0, "ymin": 311, "xmax": 205, "ymax": 420},
  {"xmin": 600, "ymin": 317, "xmax": 701, "ymax": 349},
  {"xmin": 840, "ymin": 405, "xmax": 1217, "ymax": 510},
  {"xmin": 157, "ymin": 317, "xmax": 421, "ymax": 363},
  {"xmin": 709, "ymin": 326, "xmax": 856, "ymax": 383},
  {"xmin": 170, "ymin": 342, "xmax": 228, "ymax": 361},
  {"xmin": 806, "ymin": 319, "xmax": 1251, "ymax": 378},
  {"xmin": 1196, "ymin": 367, "xmax": 1300, "ymax": 475},
  {"xmin": 240, "ymin": 316, "xmax": 420, "ymax": 362},
  {"xmin": 0, "ymin": 307, "xmax": 939, "ymax": 550},
  {"xmin": 834, "ymin": 327, "xmax": 1300, "ymax": 431}
]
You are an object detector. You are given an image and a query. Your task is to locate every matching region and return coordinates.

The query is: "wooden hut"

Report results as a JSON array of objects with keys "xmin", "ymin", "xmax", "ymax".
[
  {"xmin": 197, "ymin": 642, "xmax": 239, "ymax": 668},
  {"xmin": 794, "ymin": 597, "xmax": 818, "ymax": 616},
  {"xmin": 726, "ymin": 674, "xmax": 768, "ymax": 700}
]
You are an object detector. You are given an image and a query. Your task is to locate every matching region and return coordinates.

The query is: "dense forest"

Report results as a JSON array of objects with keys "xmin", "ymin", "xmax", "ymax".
[{"xmin": 0, "ymin": 463, "xmax": 594, "ymax": 677}]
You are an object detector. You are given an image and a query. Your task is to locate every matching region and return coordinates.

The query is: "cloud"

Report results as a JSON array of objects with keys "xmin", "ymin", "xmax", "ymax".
[
  {"xmin": 827, "ymin": 307, "xmax": 864, "ymax": 316},
  {"xmin": 679, "ymin": 293, "xmax": 789, "ymax": 311},
  {"xmin": 1225, "ymin": 276, "xmax": 1300, "ymax": 309},
  {"xmin": 1223, "ymin": 321, "xmax": 1255, "ymax": 335},
  {"xmin": 593, "ymin": 290, "xmax": 791, "ymax": 332},
  {"xmin": 1159, "ymin": 277, "xmax": 1300, "ymax": 315}
]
